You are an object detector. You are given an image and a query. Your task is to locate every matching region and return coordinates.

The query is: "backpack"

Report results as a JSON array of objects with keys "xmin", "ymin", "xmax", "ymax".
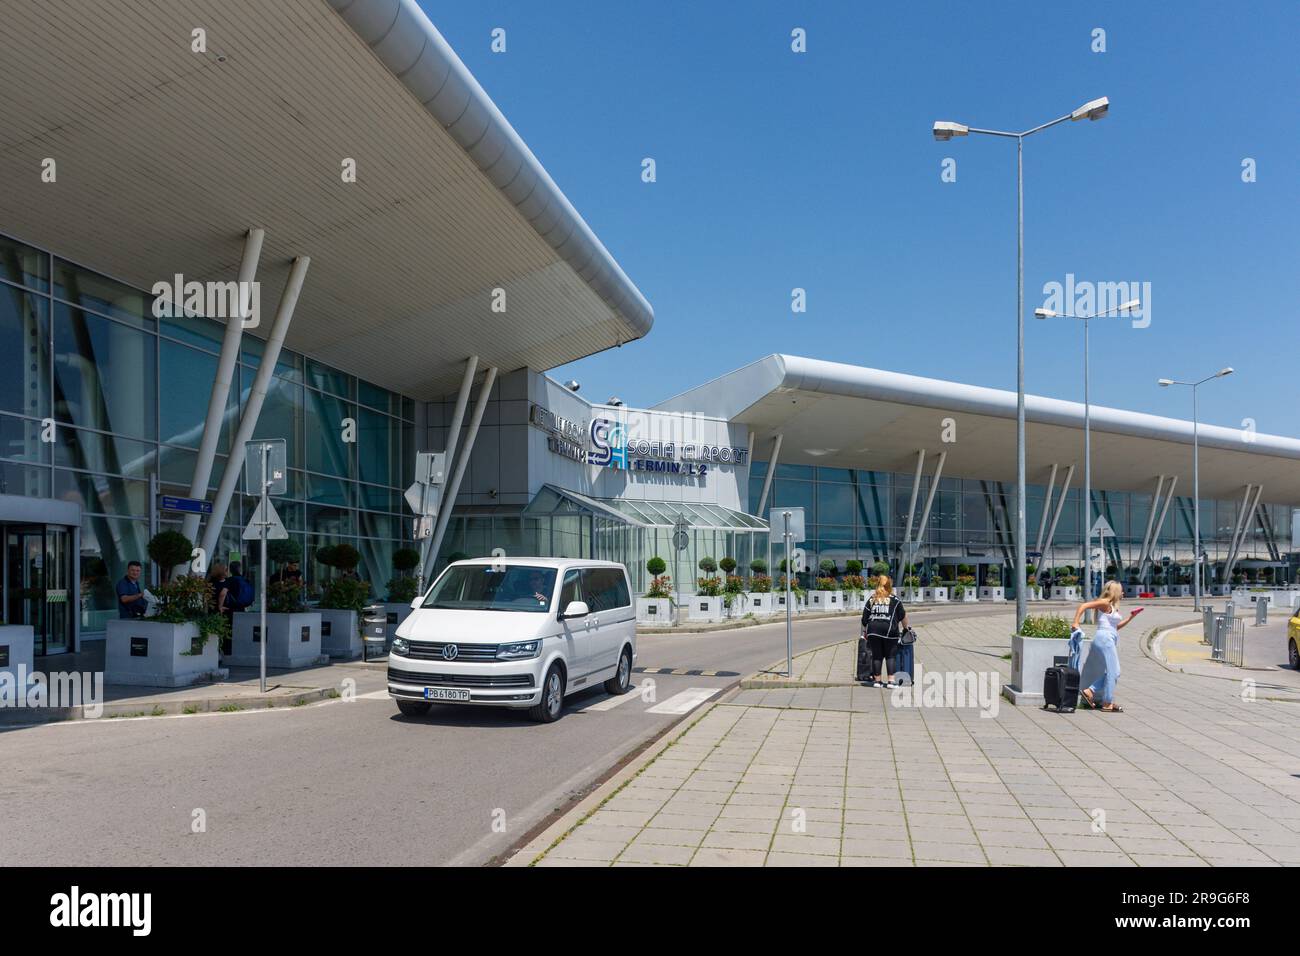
[{"xmin": 229, "ymin": 575, "xmax": 255, "ymax": 610}]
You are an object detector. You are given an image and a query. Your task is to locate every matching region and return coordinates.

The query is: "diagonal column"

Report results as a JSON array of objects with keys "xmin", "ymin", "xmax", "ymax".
[
  {"xmin": 199, "ymin": 257, "xmax": 310, "ymax": 563},
  {"xmin": 180, "ymin": 227, "xmax": 264, "ymax": 562}
]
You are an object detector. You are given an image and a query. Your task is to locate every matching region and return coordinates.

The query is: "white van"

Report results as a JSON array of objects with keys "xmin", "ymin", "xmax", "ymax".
[{"xmin": 387, "ymin": 558, "xmax": 637, "ymax": 722}]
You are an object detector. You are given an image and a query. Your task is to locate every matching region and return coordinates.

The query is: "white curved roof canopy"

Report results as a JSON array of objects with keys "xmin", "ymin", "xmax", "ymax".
[{"xmin": 657, "ymin": 355, "xmax": 1300, "ymax": 505}]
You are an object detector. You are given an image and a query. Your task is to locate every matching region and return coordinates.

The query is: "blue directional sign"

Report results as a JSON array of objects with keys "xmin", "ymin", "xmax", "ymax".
[{"xmin": 160, "ymin": 495, "xmax": 212, "ymax": 515}]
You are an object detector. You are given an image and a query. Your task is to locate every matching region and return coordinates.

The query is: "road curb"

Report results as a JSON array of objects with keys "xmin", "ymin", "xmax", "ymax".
[
  {"xmin": 0, "ymin": 685, "xmax": 342, "ymax": 726},
  {"xmin": 500, "ymin": 692, "xmax": 734, "ymax": 867}
]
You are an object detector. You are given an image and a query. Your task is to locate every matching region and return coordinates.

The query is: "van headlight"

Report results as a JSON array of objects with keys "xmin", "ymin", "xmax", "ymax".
[
  {"xmin": 496, "ymin": 640, "xmax": 541, "ymax": 660},
  {"xmin": 391, "ymin": 637, "xmax": 409, "ymax": 656}
]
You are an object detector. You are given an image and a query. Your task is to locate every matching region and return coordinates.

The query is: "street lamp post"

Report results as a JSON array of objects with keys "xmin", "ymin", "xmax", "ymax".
[
  {"xmin": 935, "ymin": 96, "xmax": 1109, "ymax": 631},
  {"xmin": 1158, "ymin": 368, "xmax": 1234, "ymax": 611},
  {"xmin": 1035, "ymin": 298, "xmax": 1141, "ymax": 608}
]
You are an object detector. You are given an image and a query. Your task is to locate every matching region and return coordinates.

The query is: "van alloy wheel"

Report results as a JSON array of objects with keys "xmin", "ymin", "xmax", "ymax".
[
  {"xmin": 530, "ymin": 664, "xmax": 564, "ymax": 723},
  {"xmin": 604, "ymin": 647, "xmax": 632, "ymax": 695}
]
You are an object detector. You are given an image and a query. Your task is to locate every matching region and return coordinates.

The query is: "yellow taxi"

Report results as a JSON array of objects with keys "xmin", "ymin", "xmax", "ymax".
[{"xmin": 1289, "ymin": 608, "xmax": 1300, "ymax": 670}]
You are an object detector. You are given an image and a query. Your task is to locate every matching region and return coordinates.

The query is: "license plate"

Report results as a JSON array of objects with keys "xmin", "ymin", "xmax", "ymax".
[{"xmin": 424, "ymin": 687, "xmax": 470, "ymax": 702}]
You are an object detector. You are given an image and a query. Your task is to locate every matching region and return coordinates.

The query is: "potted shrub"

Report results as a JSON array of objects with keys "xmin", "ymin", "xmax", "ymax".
[
  {"xmin": 773, "ymin": 573, "xmax": 803, "ymax": 614},
  {"xmin": 1124, "ymin": 567, "xmax": 1143, "ymax": 598},
  {"xmin": 689, "ymin": 568, "xmax": 724, "ymax": 622},
  {"xmin": 313, "ymin": 544, "xmax": 369, "ymax": 659},
  {"xmin": 382, "ymin": 547, "xmax": 422, "ymax": 643},
  {"xmin": 722, "ymin": 574, "xmax": 747, "ymax": 617},
  {"xmin": 954, "ymin": 564, "xmax": 977, "ymax": 603},
  {"xmin": 1024, "ymin": 563, "xmax": 1042, "ymax": 602},
  {"xmin": 637, "ymin": 556, "xmax": 674, "ymax": 624},
  {"xmin": 922, "ymin": 562, "xmax": 949, "ymax": 603},
  {"xmin": 808, "ymin": 574, "xmax": 841, "ymax": 610},
  {"xmin": 840, "ymin": 571, "xmax": 866, "ymax": 611},
  {"xmin": 231, "ymin": 541, "xmax": 322, "ymax": 669},
  {"xmin": 1050, "ymin": 565, "xmax": 1080, "ymax": 602},
  {"xmin": 106, "ymin": 548, "xmax": 228, "ymax": 687},
  {"xmin": 979, "ymin": 565, "xmax": 1005, "ymax": 602},
  {"xmin": 1005, "ymin": 614, "xmax": 1095, "ymax": 704},
  {"xmin": 746, "ymin": 572, "xmax": 774, "ymax": 616}
]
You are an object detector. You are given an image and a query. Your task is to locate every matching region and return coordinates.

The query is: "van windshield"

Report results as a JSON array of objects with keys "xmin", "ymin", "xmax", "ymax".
[{"xmin": 421, "ymin": 565, "xmax": 558, "ymax": 613}]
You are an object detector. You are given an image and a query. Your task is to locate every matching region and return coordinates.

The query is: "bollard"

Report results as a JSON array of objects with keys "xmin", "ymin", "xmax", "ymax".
[
  {"xmin": 1254, "ymin": 599, "xmax": 1268, "ymax": 626},
  {"xmin": 1210, "ymin": 613, "xmax": 1226, "ymax": 662},
  {"xmin": 1201, "ymin": 605, "xmax": 1215, "ymax": 644}
]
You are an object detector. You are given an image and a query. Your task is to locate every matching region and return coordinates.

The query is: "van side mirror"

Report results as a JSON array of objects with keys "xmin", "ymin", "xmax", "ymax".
[
  {"xmin": 559, "ymin": 600, "xmax": 589, "ymax": 620},
  {"xmin": 410, "ymin": 596, "xmax": 423, "ymax": 609}
]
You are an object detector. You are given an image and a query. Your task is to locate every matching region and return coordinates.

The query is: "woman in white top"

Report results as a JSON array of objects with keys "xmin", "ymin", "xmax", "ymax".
[{"xmin": 1072, "ymin": 580, "xmax": 1141, "ymax": 713}]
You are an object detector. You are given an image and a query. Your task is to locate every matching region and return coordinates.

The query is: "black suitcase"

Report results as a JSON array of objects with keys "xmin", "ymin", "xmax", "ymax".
[
  {"xmin": 1043, "ymin": 664, "xmax": 1080, "ymax": 713},
  {"xmin": 856, "ymin": 638, "xmax": 875, "ymax": 682}
]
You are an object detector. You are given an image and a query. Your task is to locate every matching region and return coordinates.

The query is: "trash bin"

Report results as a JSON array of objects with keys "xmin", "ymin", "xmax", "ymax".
[{"xmin": 361, "ymin": 604, "xmax": 387, "ymax": 661}]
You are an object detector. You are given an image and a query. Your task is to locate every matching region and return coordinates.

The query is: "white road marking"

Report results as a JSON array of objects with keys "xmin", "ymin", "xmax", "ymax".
[
  {"xmin": 646, "ymin": 687, "xmax": 719, "ymax": 715},
  {"xmin": 582, "ymin": 685, "xmax": 644, "ymax": 712},
  {"xmin": 356, "ymin": 690, "xmax": 391, "ymax": 700}
]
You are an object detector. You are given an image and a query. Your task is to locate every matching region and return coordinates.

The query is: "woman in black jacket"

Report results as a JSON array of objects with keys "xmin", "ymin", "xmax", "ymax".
[{"xmin": 860, "ymin": 574, "xmax": 909, "ymax": 687}]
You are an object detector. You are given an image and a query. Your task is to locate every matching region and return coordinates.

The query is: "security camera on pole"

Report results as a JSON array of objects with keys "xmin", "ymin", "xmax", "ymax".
[{"xmin": 242, "ymin": 438, "xmax": 287, "ymax": 694}]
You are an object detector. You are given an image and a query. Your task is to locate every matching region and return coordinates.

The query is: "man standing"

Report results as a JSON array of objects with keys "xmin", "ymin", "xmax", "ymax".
[
  {"xmin": 117, "ymin": 560, "xmax": 147, "ymax": 619},
  {"xmin": 270, "ymin": 559, "xmax": 303, "ymax": 586}
]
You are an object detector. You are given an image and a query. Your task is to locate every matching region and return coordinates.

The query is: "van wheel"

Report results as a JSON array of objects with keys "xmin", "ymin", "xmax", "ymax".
[
  {"xmin": 530, "ymin": 664, "xmax": 565, "ymax": 723},
  {"xmin": 396, "ymin": 700, "xmax": 431, "ymax": 718},
  {"xmin": 604, "ymin": 647, "xmax": 632, "ymax": 695}
]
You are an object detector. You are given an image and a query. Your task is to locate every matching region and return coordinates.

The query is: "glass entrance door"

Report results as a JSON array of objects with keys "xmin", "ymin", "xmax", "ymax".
[{"xmin": 5, "ymin": 524, "xmax": 73, "ymax": 656}]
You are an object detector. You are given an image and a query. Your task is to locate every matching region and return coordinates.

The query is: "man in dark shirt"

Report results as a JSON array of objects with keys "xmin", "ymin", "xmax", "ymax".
[
  {"xmin": 269, "ymin": 560, "xmax": 303, "ymax": 586},
  {"xmin": 116, "ymin": 561, "xmax": 147, "ymax": 619}
]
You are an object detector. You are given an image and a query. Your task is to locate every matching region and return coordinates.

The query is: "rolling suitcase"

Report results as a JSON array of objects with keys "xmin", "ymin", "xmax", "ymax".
[
  {"xmin": 1043, "ymin": 664, "xmax": 1080, "ymax": 713},
  {"xmin": 856, "ymin": 638, "xmax": 875, "ymax": 682},
  {"xmin": 891, "ymin": 642, "xmax": 915, "ymax": 683}
]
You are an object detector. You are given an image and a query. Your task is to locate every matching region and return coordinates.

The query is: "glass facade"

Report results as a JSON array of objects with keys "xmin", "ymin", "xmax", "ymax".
[
  {"xmin": 0, "ymin": 230, "xmax": 416, "ymax": 638},
  {"xmin": 750, "ymin": 461, "xmax": 1296, "ymax": 586}
]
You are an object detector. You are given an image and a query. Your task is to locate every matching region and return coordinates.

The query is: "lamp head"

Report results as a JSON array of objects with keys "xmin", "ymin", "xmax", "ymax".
[
  {"xmin": 932, "ymin": 121, "xmax": 969, "ymax": 141},
  {"xmin": 1157, "ymin": 378, "xmax": 1174, "ymax": 387},
  {"xmin": 1118, "ymin": 298, "xmax": 1140, "ymax": 312},
  {"xmin": 1071, "ymin": 96, "xmax": 1109, "ymax": 121},
  {"xmin": 1033, "ymin": 308, "xmax": 1056, "ymax": 319},
  {"xmin": 1217, "ymin": 367, "xmax": 1234, "ymax": 377}
]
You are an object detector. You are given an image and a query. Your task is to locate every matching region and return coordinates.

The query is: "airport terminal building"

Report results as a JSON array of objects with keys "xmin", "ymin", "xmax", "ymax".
[{"xmin": 2, "ymin": 0, "xmax": 1298, "ymax": 662}]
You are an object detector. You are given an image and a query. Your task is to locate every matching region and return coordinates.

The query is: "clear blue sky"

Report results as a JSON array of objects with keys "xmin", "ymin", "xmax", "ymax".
[{"xmin": 423, "ymin": 0, "xmax": 1299, "ymax": 435}]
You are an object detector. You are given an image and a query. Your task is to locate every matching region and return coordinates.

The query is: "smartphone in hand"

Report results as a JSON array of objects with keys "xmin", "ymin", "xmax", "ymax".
[{"xmin": 1130, "ymin": 607, "xmax": 1145, "ymax": 617}]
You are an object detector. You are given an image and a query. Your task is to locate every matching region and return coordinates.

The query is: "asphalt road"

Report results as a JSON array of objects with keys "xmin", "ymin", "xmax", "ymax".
[{"xmin": 0, "ymin": 604, "xmax": 1005, "ymax": 866}]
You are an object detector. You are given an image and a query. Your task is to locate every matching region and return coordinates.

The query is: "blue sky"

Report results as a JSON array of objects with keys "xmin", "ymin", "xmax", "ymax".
[{"xmin": 423, "ymin": 0, "xmax": 1299, "ymax": 435}]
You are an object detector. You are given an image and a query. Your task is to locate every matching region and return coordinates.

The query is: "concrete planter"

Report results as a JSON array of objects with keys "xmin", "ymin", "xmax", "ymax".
[
  {"xmin": 722, "ymin": 593, "xmax": 749, "ymax": 618},
  {"xmin": 105, "ymin": 620, "xmax": 223, "ymax": 687},
  {"xmin": 1150, "ymin": 586, "xmax": 1169, "ymax": 597},
  {"xmin": 230, "ymin": 612, "xmax": 323, "ymax": 669},
  {"xmin": 773, "ymin": 592, "xmax": 800, "ymax": 614},
  {"xmin": 317, "ymin": 608, "xmax": 362, "ymax": 660},
  {"xmin": 745, "ymin": 592, "xmax": 775, "ymax": 616},
  {"xmin": 955, "ymin": 587, "xmax": 978, "ymax": 603},
  {"xmin": 901, "ymin": 587, "xmax": 922, "ymax": 603},
  {"xmin": 1006, "ymin": 634, "xmax": 1098, "ymax": 705},
  {"xmin": 686, "ymin": 595, "xmax": 723, "ymax": 623},
  {"xmin": 382, "ymin": 602, "xmax": 414, "ymax": 644},
  {"xmin": 1123, "ymin": 584, "xmax": 1142, "ymax": 598},
  {"xmin": 1050, "ymin": 586, "xmax": 1079, "ymax": 602},
  {"xmin": 1025, "ymin": 586, "xmax": 1042, "ymax": 602},
  {"xmin": 1171, "ymin": 585, "xmax": 1191, "ymax": 597},
  {"xmin": 842, "ymin": 591, "xmax": 865, "ymax": 612},
  {"xmin": 0, "ymin": 625, "xmax": 35, "ymax": 693},
  {"xmin": 1210, "ymin": 584, "xmax": 1231, "ymax": 596},
  {"xmin": 979, "ymin": 586, "xmax": 1005, "ymax": 602},
  {"xmin": 636, "ymin": 597, "xmax": 673, "ymax": 624},
  {"xmin": 808, "ymin": 590, "xmax": 841, "ymax": 611},
  {"xmin": 922, "ymin": 586, "xmax": 949, "ymax": 603}
]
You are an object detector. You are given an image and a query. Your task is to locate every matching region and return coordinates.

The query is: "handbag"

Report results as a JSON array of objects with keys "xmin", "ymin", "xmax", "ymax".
[{"xmin": 898, "ymin": 625, "xmax": 917, "ymax": 646}]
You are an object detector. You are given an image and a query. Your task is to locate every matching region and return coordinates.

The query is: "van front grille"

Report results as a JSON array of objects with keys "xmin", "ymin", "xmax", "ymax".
[
  {"xmin": 387, "ymin": 666, "xmax": 533, "ymax": 689},
  {"xmin": 405, "ymin": 641, "xmax": 499, "ymax": 661}
]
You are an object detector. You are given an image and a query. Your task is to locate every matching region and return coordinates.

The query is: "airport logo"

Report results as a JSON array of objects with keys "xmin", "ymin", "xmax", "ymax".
[
  {"xmin": 588, "ymin": 417, "xmax": 628, "ymax": 469},
  {"xmin": 151, "ymin": 274, "xmax": 261, "ymax": 328},
  {"xmin": 49, "ymin": 886, "xmax": 151, "ymax": 936}
]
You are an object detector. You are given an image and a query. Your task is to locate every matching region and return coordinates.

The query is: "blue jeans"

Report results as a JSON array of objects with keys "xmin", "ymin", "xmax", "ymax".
[{"xmin": 1087, "ymin": 631, "xmax": 1120, "ymax": 704}]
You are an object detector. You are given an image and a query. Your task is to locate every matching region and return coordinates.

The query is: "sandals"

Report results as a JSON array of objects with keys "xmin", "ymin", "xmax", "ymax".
[
  {"xmin": 1099, "ymin": 704, "xmax": 1124, "ymax": 713},
  {"xmin": 1080, "ymin": 689, "xmax": 1097, "ymax": 709}
]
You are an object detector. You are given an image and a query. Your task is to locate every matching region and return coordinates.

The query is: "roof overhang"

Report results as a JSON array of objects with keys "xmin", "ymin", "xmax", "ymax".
[
  {"xmin": 657, "ymin": 355, "xmax": 1300, "ymax": 505},
  {"xmin": 0, "ymin": 0, "xmax": 651, "ymax": 398}
]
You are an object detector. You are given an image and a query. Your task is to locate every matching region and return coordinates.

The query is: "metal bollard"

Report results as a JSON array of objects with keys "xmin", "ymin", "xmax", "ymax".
[
  {"xmin": 1201, "ymin": 605, "xmax": 1215, "ymax": 644},
  {"xmin": 1210, "ymin": 613, "xmax": 1226, "ymax": 662},
  {"xmin": 1254, "ymin": 599, "xmax": 1268, "ymax": 626}
]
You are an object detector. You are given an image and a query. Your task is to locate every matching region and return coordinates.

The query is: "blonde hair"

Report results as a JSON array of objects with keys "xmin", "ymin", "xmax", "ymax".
[
  {"xmin": 873, "ymin": 574, "xmax": 894, "ymax": 602},
  {"xmin": 1100, "ymin": 580, "xmax": 1123, "ymax": 609}
]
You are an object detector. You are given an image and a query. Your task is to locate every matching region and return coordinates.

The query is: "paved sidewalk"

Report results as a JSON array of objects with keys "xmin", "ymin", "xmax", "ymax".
[{"xmin": 526, "ymin": 607, "xmax": 1300, "ymax": 866}]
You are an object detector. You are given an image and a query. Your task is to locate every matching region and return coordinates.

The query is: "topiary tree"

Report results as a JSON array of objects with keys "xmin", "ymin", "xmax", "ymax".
[
  {"xmin": 845, "ymin": 559, "xmax": 863, "ymax": 575},
  {"xmin": 392, "ymin": 548, "xmax": 420, "ymax": 575},
  {"xmin": 871, "ymin": 560, "xmax": 890, "ymax": 577},
  {"xmin": 719, "ymin": 556, "xmax": 737, "ymax": 575},
  {"xmin": 819, "ymin": 558, "xmax": 837, "ymax": 576},
  {"xmin": 646, "ymin": 556, "xmax": 667, "ymax": 576},
  {"xmin": 750, "ymin": 558, "xmax": 768, "ymax": 575},
  {"xmin": 268, "ymin": 539, "xmax": 302, "ymax": 567},
  {"xmin": 698, "ymin": 556, "xmax": 717, "ymax": 574},
  {"xmin": 147, "ymin": 530, "xmax": 193, "ymax": 583}
]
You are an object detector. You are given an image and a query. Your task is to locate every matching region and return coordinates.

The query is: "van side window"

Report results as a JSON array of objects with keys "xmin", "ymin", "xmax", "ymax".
[
  {"xmin": 582, "ymin": 568, "xmax": 630, "ymax": 612},
  {"xmin": 559, "ymin": 569, "xmax": 582, "ymax": 610}
]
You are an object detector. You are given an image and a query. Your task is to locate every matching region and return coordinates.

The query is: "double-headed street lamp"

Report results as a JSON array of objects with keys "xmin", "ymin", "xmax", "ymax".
[
  {"xmin": 1158, "ymin": 368, "xmax": 1234, "ymax": 611},
  {"xmin": 1035, "ymin": 298, "xmax": 1141, "ymax": 606},
  {"xmin": 934, "ymin": 96, "xmax": 1110, "ymax": 629}
]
